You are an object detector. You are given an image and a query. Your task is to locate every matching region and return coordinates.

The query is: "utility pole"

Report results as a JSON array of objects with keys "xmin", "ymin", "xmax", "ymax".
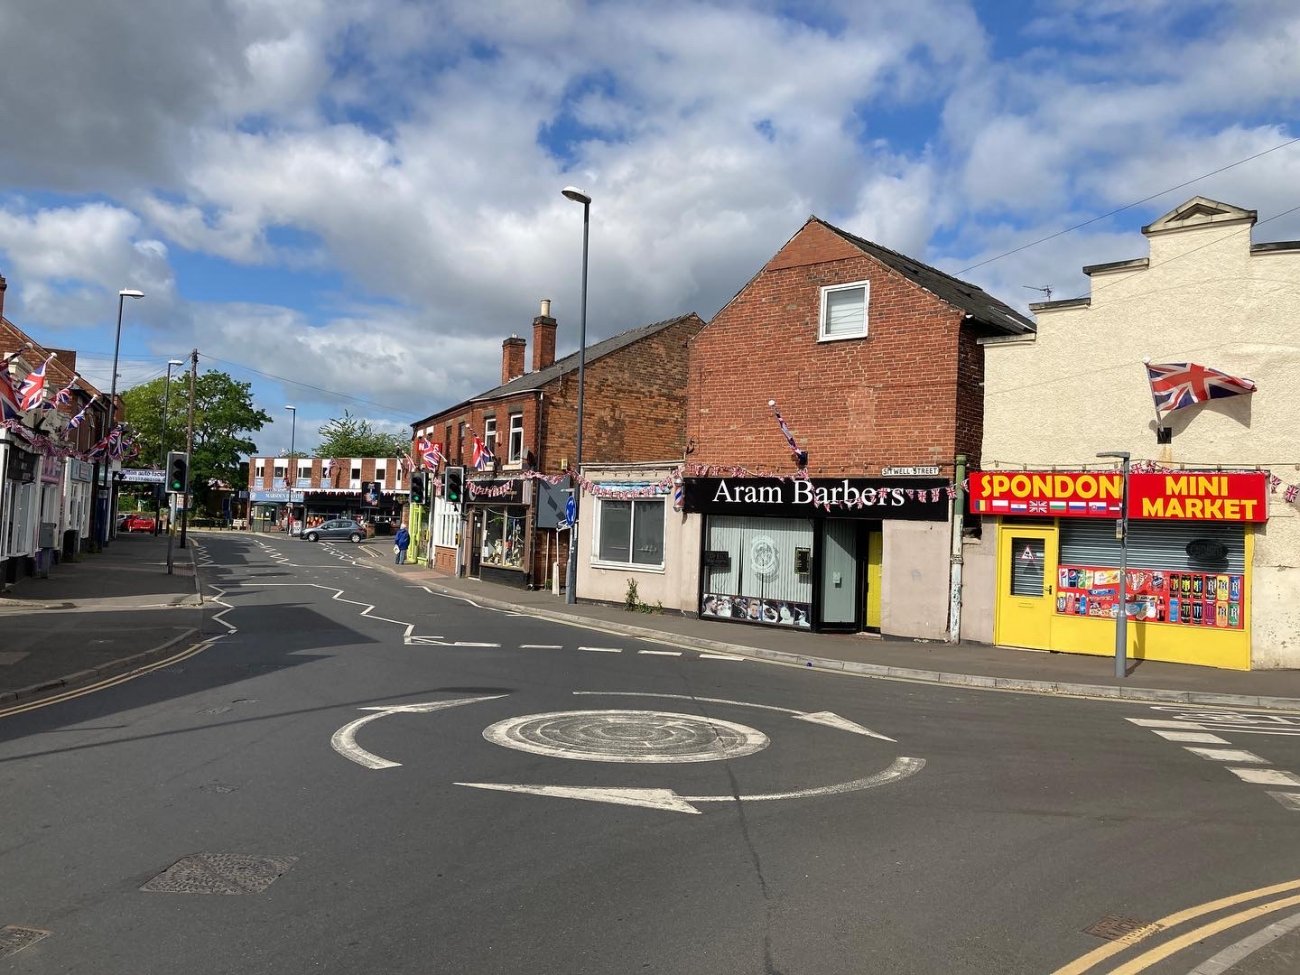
[{"xmin": 180, "ymin": 349, "xmax": 197, "ymax": 549}]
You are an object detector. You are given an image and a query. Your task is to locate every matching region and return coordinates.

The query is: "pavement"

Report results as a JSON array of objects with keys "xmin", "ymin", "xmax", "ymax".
[{"xmin": 3, "ymin": 529, "xmax": 1299, "ymax": 711}]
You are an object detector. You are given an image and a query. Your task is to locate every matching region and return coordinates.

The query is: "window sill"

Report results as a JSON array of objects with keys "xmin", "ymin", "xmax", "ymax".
[
  {"xmin": 590, "ymin": 560, "xmax": 666, "ymax": 574},
  {"xmin": 817, "ymin": 330, "xmax": 868, "ymax": 343}
]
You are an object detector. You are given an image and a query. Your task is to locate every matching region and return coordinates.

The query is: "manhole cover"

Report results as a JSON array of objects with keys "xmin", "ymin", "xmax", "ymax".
[
  {"xmin": 140, "ymin": 854, "xmax": 297, "ymax": 894},
  {"xmin": 1083, "ymin": 915, "xmax": 1151, "ymax": 941},
  {"xmin": 0, "ymin": 926, "xmax": 50, "ymax": 958}
]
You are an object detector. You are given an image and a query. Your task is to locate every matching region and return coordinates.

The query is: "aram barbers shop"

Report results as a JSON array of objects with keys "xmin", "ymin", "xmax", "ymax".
[{"xmin": 683, "ymin": 476, "xmax": 952, "ymax": 637}]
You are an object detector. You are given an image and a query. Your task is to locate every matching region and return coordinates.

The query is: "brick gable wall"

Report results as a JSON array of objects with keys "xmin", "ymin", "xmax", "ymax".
[{"xmin": 688, "ymin": 222, "xmax": 972, "ymax": 475}]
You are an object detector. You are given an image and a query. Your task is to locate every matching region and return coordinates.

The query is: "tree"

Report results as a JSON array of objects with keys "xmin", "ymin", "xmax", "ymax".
[
  {"xmin": 316, "ymin": 410, "xmax": 408, "ymax": 458},
  {"xmin": 121, "ymin": 370, "xmax": 270, "ymax": 512}
]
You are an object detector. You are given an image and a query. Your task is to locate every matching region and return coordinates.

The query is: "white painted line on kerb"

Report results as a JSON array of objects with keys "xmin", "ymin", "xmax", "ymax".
[
  {"xmin": 1154, "ymin": 730, "xmax": 1230, "ymax": 744},
  {"xmin": 1184, "ymin": 747, "xmax": 1267, "ymax": 763},
  {"xmin": 520, "ymin": 644, "xmax": 563, "ymax": 649},
  {"xmin": 638, "ymin": 650, "xmax": 682, "ymax": 657},
  {"xmin": 579, "ymin": 646, "xmax": 623, "ymax": 653},
  {"xmin": 1228, "ymin": 768, "xmax": 1300, "ymax": 787}
]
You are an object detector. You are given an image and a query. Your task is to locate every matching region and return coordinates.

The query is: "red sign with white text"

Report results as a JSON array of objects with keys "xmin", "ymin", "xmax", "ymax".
[{"xmin": 969, "ymin": 471, "xmax": 1267, "ymax": 522}]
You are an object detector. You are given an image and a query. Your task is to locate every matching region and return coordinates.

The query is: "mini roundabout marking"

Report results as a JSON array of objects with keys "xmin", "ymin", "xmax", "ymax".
[{"xmin": 330, "ymin": 691, "xmax": 924, "ymax": 814}]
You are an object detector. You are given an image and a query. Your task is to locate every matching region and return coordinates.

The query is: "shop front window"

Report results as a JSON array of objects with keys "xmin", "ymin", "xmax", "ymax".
[
  {"xmin": 1009, "ymin": 537, "xmax": 1045, "ymax": 596},
  {"xmin": 701, "ymin": 515, "xmax": 813, "ymax": 628},
  {"xmin": 482, "ymin": 507, "xmax": 526, "ymax": 569},
  {"xmin": 595, "ymin": 499, "xmax": 664, "ymax": 567}
]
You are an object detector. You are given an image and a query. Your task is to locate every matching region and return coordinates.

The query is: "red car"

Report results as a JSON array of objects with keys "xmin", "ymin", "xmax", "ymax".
[{"xmin": 118, "ymin": 514, "xmax": 157, "ymax": 533}]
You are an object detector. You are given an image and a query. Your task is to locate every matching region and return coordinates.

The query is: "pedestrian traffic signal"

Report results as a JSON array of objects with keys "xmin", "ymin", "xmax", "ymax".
[
  {"xmin": 444, "ymin": 466, "xmax": 464, "ymax": 504},
  {"xmin": 166, "ymin": 451, "xmax": 189, "ymax": 493},
  {"xmin": 410, "ymin": 471, "xmax": 426, "ymax": 505}
]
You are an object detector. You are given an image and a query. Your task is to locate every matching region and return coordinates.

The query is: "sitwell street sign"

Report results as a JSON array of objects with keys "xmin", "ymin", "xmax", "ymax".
[{"xmin": 881, "ymin": 465, "xmax": 941, "ymax": 477}]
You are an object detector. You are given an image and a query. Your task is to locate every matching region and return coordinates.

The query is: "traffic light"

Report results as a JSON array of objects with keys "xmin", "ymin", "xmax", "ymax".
[
  {"xmin": 409, "ymin": 471, "xmax": 426, "ymax": 505},
  {"xmin": 166, "ymin": 451, "xmax": 189, "ymax": 493},
  {"xmin": 444, "ymin": 466, "xmax": 464, "ymax": 504}
]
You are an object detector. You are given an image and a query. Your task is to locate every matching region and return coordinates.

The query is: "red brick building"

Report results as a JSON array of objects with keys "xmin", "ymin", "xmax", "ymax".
[
  {"xmin": 410, "ymin": 302, "xmax": 704, "ymax": 588},
  {"xmin": 681, "ymin": 217, "xmax": 1033, "ymax": 638}
]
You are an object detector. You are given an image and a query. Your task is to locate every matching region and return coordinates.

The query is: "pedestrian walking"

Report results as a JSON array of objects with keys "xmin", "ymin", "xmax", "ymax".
[{"xmin": 394, "ymin": 523, "xmax": 411, "ymax": 564}]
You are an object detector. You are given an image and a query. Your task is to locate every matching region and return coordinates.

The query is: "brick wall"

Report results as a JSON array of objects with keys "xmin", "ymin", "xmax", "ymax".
[{"xmin": 687, "ymin": 221, "xmax": 973, "ymax": 475}]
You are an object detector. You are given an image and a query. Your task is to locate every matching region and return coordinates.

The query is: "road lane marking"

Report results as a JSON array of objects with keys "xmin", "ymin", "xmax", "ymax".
[
  {"xmin": 520, "ymin": 644, "xmax": 563, "ymax": 649},
  {"xmin": 637, "ymin": 650, "xmax": 681, "ymax": 656},
  {"xmin": 1184, "ymin": 747, "xmax": 1266, "ymax": 763},
  {"xmin": 451, "ymin": 642, "xmax": 500, "ymax": 647},
  {"xmin": 1185, "ymin": 909, "xmax": 1300, "ymax": 974},
  {"xmin": 1267, "ymin": 792, "xmax": 1300, "ymax": 811},
  {"xmin": 1153, "ymin": 730, "xmax": 1229, "ymax": 743},
  {"xmin": 579, "ymin": 646, "xmax": 622, "ymax": 653},
  {"xmin": 699, "ymin": 653, "xmax": 745, "ymax": 660},
  {"xmin": 1107, "ymin": 891, "xmax": 1300, "ymax": 975},
  {"xmin": 331, "ymin": 695, "xmax": 507, "ymax": 769},
  {"xmin": 1228, "ymin": 768, "xmax": 1300, "ymax": 787},
  {"xmin": 1128, "ymin": 719, "xmax": 1210, "ymax": 729},
  {"xmin": 1049, "ymin": 878, "xmax": 1300, "ymax": 975}
]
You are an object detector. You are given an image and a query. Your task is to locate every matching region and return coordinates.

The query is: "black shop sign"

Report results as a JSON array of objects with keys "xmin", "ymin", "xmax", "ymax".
[{"xmin": 682, "ymin": 477, "xmax": 949, "ymax": 521}]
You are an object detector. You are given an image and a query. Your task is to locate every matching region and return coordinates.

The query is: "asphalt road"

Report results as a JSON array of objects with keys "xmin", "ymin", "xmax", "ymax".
[{"xmin": 2, "ymin": 533, "xmax": 1299, "ymax": 974}]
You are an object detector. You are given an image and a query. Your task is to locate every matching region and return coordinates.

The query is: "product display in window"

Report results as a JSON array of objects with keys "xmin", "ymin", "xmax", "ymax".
[
  {"xmin": 700, "ymin": 592, "xmax": 811, "ymax": 629},
  {"xmin": 1053, "ymin": 563, "xmax": 1242, "ymax": 629},
  {"xmin": 481, "ymin": 508, "xmax": 525, "ymax": 569}
]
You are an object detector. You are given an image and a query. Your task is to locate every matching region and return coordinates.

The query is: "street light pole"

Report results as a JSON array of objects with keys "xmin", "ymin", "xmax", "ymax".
[
  {"xmin": 102, "ymin": 288, "xmax": 144, "ymax": 546},
  {"xmin": 1097, "ymin": 450, "xmax": 1132, "ymax": 678},
  {"xmin": 562, "ymin": 185, "xmax": 591, "ymax": 606},
  {"xmin": 155, "ymin": 359, "xmax": 184, "ymax": 536},
  {"xmin": 286, "ymin": 405, "xmax": 297, "ymax": 533}
]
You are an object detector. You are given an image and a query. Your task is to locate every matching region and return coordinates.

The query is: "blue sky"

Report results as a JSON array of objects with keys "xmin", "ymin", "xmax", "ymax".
[{"xmin": 1, "ymin": 0, "xmax": 1297, "ymax": 456}]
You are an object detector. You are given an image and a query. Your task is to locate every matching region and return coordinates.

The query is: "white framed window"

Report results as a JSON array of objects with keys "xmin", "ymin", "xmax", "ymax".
[
  {"xmin": 594, "ymin": 498, "xmax": 665, "ymax": 569},
  {"xmin": 819, "ymin": 279, "xmax": 869, "ymax": 341},
  {"xmin": 297, "ymin": 461, "xmax": 311, "ymax": 485},
  {"xmin": 484, "ymin": 416, "xmax": 497, "ymax": 457},
  {"xmin": 508, "ymin": 414, "xmax": 524, "ymax": 463}
]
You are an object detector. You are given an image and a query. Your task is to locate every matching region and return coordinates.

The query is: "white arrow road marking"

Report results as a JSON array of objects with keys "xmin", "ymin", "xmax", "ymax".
[
  {"xmin": 331, "ymin": 695, "xmax": 507, "ymax": 770},
  {"xmin": 574, "ymin": 691, "xmax": 896, "ymax": 741},
  {"xmin": 795, "ymin": 710, "xmax": 896, "ymax": 742},
  {"xmin": 458, "ymin": 757, "xmax": 925, "ymax": 814},
  {"xmin": 457, "ymin": 783, "xmax": 703, "ymax": 814}
]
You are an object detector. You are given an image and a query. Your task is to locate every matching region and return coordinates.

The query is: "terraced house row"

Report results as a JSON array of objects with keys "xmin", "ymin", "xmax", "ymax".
[{"xmin": 403, "ymin": 198, "xmax": 1300, "ymax": 671}]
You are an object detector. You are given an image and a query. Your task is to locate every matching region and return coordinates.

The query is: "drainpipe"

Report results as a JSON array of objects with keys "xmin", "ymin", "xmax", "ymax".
[{"xmin": 948, "ymin": 453, "xmax": 967, "ymax": 643}]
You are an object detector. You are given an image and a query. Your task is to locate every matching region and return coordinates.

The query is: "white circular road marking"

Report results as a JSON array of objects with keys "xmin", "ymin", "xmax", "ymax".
[{"xmin": 482, "ymin": 709, "xmax": 770, "ymax": 763}]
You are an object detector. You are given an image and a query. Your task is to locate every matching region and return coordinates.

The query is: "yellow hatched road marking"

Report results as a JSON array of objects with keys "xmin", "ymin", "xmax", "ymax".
[{"xmin": 1050, "ymin": 877, "xmax": 1300, "ymax": 975}]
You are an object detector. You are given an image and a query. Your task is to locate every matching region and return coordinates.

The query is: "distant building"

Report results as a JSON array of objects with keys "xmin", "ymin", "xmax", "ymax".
[{"xmin": 245, "ymin": 454, "xmax": 410, "ymax": 533}]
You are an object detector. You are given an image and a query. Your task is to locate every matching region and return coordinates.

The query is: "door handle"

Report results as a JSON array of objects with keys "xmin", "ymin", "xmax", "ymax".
[{"xmin": 1046, "ymin": 585, "xmax": 1053, "ymax": 595}]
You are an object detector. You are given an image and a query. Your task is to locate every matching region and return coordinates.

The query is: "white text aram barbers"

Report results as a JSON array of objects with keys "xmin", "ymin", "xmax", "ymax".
[{"xmin": 711, "ymin": 479, "xmax": 922, "ymax": 507}]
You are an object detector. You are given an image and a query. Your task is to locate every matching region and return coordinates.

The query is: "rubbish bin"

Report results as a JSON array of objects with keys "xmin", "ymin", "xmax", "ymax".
[{"xmin": 63, "ymin": 529, "xmax": 79, "ymax": 561}]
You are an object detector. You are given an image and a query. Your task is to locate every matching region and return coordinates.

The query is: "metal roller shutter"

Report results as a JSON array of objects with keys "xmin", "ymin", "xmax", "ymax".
[{"xmin": 1060, "ymin": 519, "xmax": 1245, "ymax": 573}]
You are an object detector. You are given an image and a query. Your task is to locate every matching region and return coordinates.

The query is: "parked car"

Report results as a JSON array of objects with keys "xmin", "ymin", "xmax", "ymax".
[
  {"xmin": 118, "ymin": 514, "xmax": 157, "ymax": 533},
  {"xmin": 301, "ymin": 519, "xmax": 365, "ymax": 543}
]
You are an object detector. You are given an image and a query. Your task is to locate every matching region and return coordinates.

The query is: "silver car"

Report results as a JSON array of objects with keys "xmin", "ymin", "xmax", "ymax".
[{"xmin": 301, "ymin": 519, "xmax": 365, "ymax": 543}]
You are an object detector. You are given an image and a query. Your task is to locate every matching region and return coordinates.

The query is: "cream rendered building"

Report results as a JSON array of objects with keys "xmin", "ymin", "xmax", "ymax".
[{"xmin": 964, "ymin": 198, "xmax": 1300, "ymax": 669}]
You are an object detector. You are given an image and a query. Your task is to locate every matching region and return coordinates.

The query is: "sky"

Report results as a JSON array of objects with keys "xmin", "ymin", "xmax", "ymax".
[{"xmin": 1, "ymin": 0, "xmax": 1298, "ymax": 458}]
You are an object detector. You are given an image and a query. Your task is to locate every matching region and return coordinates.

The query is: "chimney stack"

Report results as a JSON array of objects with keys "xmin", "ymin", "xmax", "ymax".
[
  {"xmin": 502, "ymin": 334, "xmax": 526, "ymax": 385},
  {"xmin": 0, "ymin": 274, "xmax": 7, "ymax": 323},
  {"xmin": 532, "ymin": 297, "xmax": 557, "ymax": 372}
]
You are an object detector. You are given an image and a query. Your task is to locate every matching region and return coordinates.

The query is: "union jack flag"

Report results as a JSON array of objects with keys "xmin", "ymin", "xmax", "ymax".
[
  {"xmin": 417, "ymin": 436, "xmax": 443, "ymax": 470},
  {"xmin": 54, "ymin": 380, "xmax": 76, "ymax": 406},
  {"xmin": 17, "ymin": 357, "xmax": 51, "ymax": 411},
  {"xmin": 769, "ymin": 400, "xmax": 808, "ymax": 468},
  {"xmin": 67, "ymin": 405, "xmax": 88, "ymax": 430},
  {"xmin": 0, "ymin": 369, "xmax": 22, "ymax": 421},
  {"xmin": 471, "ymin": 434, "xmax": 494, "ymax": 471},
  {"xmin": 1146, "ymin": 361, "xmax": 1256, "ymax": 414},
  {"xmin": 1028, "ymin": 500, "xmax": 1048, "ymax": 513}
]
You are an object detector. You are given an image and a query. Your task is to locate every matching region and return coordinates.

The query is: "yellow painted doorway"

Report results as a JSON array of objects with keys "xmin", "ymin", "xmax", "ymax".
[
  {"xmin": 995, "ymin": 524, "xmax": 1059, "ymax": 650},
  {"xmin": 865, "ymin": 529, "xmax": 883, "ymax": 631}
]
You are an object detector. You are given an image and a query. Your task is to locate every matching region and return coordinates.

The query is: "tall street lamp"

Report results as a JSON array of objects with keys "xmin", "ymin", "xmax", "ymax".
[
  {"xmin": 562, "ymin": 185, "xmax": 590, "ymax": 605},
  {"xmin": 286, "ymin": 405, "xmax": 297, "ymax": 532},
  {"xmin": 103, "ymin": 288, "xmax": 144, "ymax": 544},
  {"xmin": 1097, "ymin": 450, "xmax": 1132, "ymax": 678},
  {"xmin": 154, "ymin": 358, "xmax": 184, "ymax": 535}
]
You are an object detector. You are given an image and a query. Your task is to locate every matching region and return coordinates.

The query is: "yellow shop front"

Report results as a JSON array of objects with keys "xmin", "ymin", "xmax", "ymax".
[{"xmin": 975, "ymin": 471, "xmax": 1265, "ymax": 671}]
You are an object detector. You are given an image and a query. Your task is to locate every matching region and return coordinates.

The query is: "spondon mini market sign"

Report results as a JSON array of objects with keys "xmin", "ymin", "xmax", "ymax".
[{"xmin": 968, "ymin": 471, "xmax": 1267, "ymax": 523}]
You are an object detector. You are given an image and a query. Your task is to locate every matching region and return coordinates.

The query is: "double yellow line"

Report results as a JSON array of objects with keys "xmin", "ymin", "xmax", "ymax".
[
  {"xmin": 1052, "ymin": 877, "xmax": 1300, "ymax": 974},
  {"xmin": 0, "ymin": 638, "xmax": 215, "ymax": 719}
]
